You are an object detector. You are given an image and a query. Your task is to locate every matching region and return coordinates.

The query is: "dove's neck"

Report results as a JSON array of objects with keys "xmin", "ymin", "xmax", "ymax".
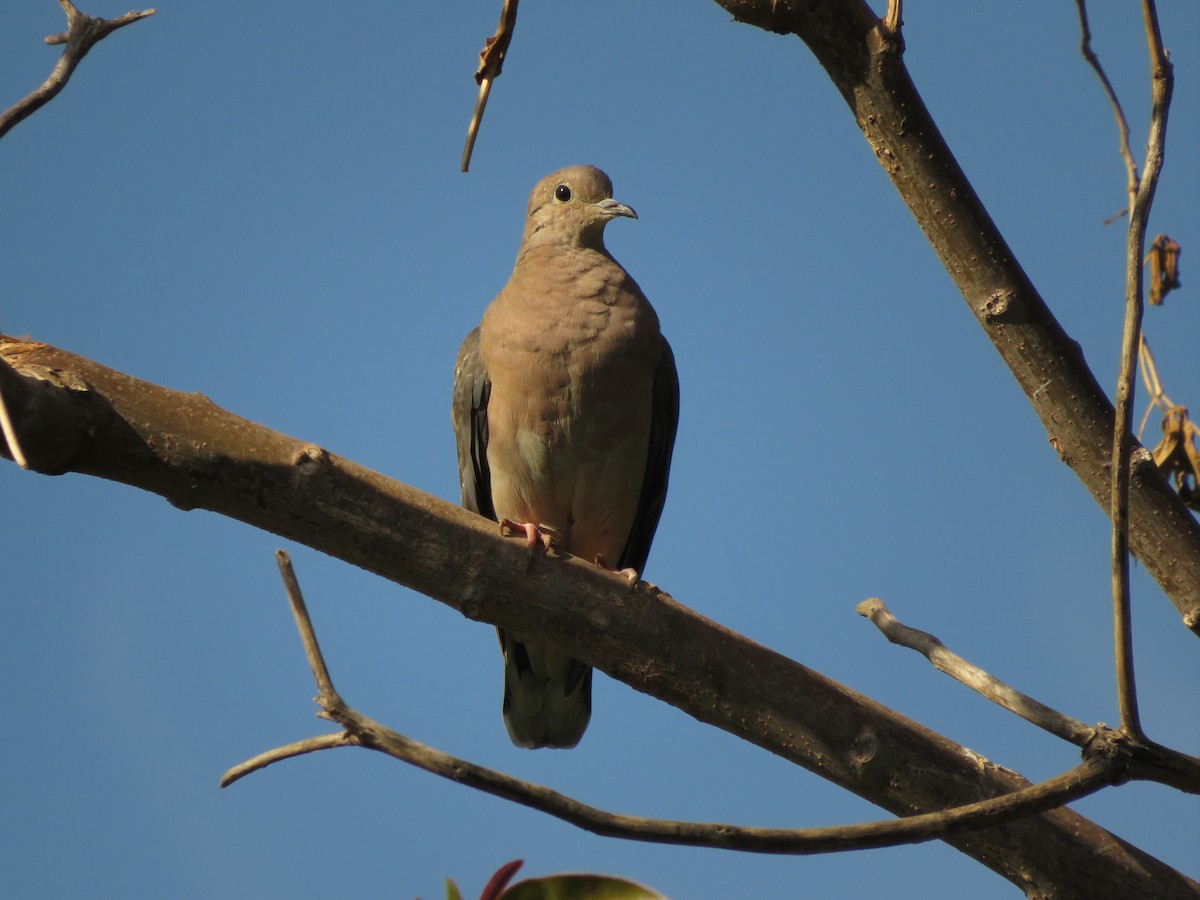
[{"xmin": 518, "ymin": 220, "xmax": 610, "ymax": 257}]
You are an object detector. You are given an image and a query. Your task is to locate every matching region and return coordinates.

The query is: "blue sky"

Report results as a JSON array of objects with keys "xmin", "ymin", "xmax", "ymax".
[{"xmin": 1, "ymin": 1, "xmax": 1197, "ymax": 898}]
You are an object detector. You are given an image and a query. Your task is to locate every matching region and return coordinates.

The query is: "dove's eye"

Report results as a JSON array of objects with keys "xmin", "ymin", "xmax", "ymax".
[{"xmin": 554, "ymin": 184, "xmax": 572, "ymax": 202}]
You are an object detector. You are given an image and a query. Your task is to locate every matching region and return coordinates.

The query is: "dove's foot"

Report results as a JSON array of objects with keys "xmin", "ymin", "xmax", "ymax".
[
  {"xmin": 594, "ymin": 554, "xmax": 640, "ymax": 587},
  {"xmin": 500, "ymin": 518, "xmax": 553, "ymax": 553}
]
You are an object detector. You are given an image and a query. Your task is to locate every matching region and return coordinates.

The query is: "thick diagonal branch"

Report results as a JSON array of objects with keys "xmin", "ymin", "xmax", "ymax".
[
  {"xmin": 709, "ymin": 0, "xmax": 1200, "ymax": 634},
  {"xmin": 223, "ymin": 553, "xmax": 1117, "ymax": 855},
  {"xmin": 1, "ymin": 336, "xmax": 1195, "ymax": 898}
]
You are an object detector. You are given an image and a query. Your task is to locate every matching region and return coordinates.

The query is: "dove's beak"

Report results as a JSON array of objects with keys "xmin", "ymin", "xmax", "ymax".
[{"xmin": 594, "ymin": 198, "xmax": 638, "ymax": 220}]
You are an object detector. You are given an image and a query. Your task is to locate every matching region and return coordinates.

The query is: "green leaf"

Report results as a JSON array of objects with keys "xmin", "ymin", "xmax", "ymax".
[{"xmin": 500, "ymin": 873, "xmax": 667, "ymax": 900}]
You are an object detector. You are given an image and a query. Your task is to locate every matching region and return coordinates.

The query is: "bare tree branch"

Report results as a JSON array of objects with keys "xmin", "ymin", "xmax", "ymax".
[
  {"xmin": 1089, "ymin": 0, "xmax": 1173, "ymax": 741},
  {"xmin": 225, "ymin": 553, "xmax": 1120, "ymax": 855},
  {"xmin": 858, "ymin": 598, "xmax": 1094, "ymax": 746},
  {"xmin": 276, "ymin": 549, "xmax": 337, "ymax": 701},
  {"xmin": 707, "ymin": 0, "xmax": 1200, "ymax": 636},
  {"xmin": 0, "ymin": 1, "xmax": 155, "ymax": 142},
  {"xmin": 2, "ymin": 336, "xmax": 1196, "ymax": 898},
  {"xmin": 1, "ymin": 2, "xmax": 1195, "ymax": 894},
  {"xmin": 858, "ymin": 598, "xmax": 1200, "ymax": 795},
  {"xmin": 1074, "ymin": 0, "xmax": 1138, "ymax": 207},
  {"xmin": 1077, "ymin": 0, "xmax": 1151, "ymax": 747},
  {"xmin": 220, "ymin": 733, "xmax": 354, "ymax": 788}
]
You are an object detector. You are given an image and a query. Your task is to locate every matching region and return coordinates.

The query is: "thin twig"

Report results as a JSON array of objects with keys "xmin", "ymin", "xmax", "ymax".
[
  {"xmin": 0, "ymin": 2, "xmax": 156, "ymax": 142},
  {"xmin": 1074, "ymin": 0, "xmax": 1138, "ymax": 206},
  {"xmin": 858, "ymin": 598, "xmax": 1200, "ymax": 793},
  {"xmin": 856, "ymin": 599, "xmax": 1093, "ymax": 746},
  {"xmin": 220, "ymin": 733, "xmax": 354, "ymax": 788},
  {"xmin": 1108, "ymin": 0, "xmax": 1172, "ymax": 742},
  {"xmin": 461, "ymin": 0, "xmax": 519, "ymax": 172},
  {"xmin": 248, "ymin": 713, "xmax": 1118, "ymax": 854},
  {"xmin": 1075, "ymin": 0, "xmax": 1174, "ymax": 743},
  {"xmin": 275, "ymin": 550, "xmax": 337, "ymax": 702},
  {"xmin": 223, "ymin": 553, "xmax": 1123, "ymax": 855}
]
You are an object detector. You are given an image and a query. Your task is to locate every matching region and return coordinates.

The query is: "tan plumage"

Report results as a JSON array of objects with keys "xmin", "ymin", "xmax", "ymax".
[{"xmin": 453, "ymin": 166, "xmax": 679, "ymax": 748}]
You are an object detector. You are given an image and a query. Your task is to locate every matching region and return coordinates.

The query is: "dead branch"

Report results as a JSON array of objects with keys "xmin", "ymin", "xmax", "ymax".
[
  {"xmin": 0, "ymin": 1, "xmax": 155, "ymax": 142},
  {"xmin": 1075, "ymin": 0, "xmax": 1138, "ymax": 206},
  {"xmin": 1095, "ymin": 0, "xmax": 1173, "ymax": 741},
  {"xmin": 706, "ymin": 0, "xmax": 1200, "ymax": 636},
  {"xmin": 223, "ymin": 553, "xmax": 1120, "ymax": 856},
  {"xmin": 220, "ymin": 733, "xmax": 353, "ymax": 786},
  {"xmin": 858, "ymin": 599, "xmax": 1093, "ymax": 746},
  {"xmin": 2, "ymin": 335, "xmax": 1195, "ymax": 898},
  {"xmin": 858, "ymin": 598, "xmax": 1200, "ymax": 795}
]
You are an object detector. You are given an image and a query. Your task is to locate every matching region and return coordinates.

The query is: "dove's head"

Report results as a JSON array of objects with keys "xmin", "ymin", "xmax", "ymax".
[{"xmin": 520, "ymin": 165, "xmax": 637, "ymax": 252}]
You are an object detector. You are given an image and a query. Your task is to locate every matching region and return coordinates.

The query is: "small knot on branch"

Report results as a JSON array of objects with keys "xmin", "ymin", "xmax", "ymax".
[{"xmin": 1081, "ymin": 726, "xmax": 1135, "ymax": 783}]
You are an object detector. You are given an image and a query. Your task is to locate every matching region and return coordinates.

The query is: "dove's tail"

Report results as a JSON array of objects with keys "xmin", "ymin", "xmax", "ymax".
[{"xmin": 498, "ymin": 628, "xmax": 592, "ymax": 749}]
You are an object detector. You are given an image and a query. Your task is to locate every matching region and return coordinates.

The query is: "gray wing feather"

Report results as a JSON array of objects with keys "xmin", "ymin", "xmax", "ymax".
[
  {"xmin": 452, "ymin": 327, "xmax": 494, "ymax": 520},
  {"xmin": 619, "ymin": 336, "xmax": 680, "ymax": 573}
]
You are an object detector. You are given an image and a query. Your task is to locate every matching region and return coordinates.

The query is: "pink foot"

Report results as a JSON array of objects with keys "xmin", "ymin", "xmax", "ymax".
[
  {"xmin": 595, "ymin": 553, "xmax": 640, "ymax": 587},
  {"xmin": 500, "ymin": 518, "xmax": 552, "ymax": 552}
]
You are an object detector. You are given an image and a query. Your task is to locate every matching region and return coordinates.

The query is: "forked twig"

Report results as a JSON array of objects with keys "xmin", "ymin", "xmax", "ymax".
[
  {"xmin": 0, "ymin": 1, "xmax": 156, "ymax": 142},
  {"xmin": 1109, "ymin": 0, "xmax": 1172, "ymax": 741},
  {"xmin": 0, "ymin": 3, "xmax": 154, "ymax": 458},
  {"xmin": 1076, "ymin": 0, "xmax": 1174, "ymax": 743},
  {"xmin": 221, "ymin": 552, "xmax": 1124, "ymax": 853}
]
